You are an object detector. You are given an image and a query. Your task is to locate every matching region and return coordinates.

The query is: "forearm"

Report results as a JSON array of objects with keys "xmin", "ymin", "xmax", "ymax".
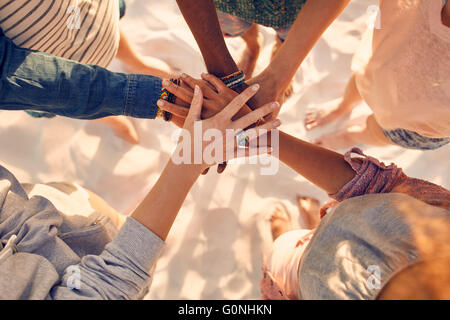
[
  {"xmin": 131, "ymin": 160, "xmax": 202, "ymax": 241},
  {"xmin": 0, "ymin": 36, "xmax": 161, "ymax": 119},
  {"xmin": 176, "ymin": 0, "xmax": 238, "ymax": 77},
  {"xmin": 278, "ymin": 131, "xmax": 355, "ymax": 195},
  {"xmin": 266, "ymin": 0, "xmax": 350, "ymax": 89},
  {"xmin": 176, "ymin": 0, "xmax": 255, "ymax": 118}
]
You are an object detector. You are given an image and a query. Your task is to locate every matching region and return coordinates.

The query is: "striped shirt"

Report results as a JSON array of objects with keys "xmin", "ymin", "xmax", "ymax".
[{"xmin": 0, "ymin": 0, "xmax": 120, "ymax": 68}]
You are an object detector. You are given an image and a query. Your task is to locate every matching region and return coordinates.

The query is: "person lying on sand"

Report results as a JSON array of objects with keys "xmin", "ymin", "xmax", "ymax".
[
  {"xmin": 0, "ymin": 0, "xmax": 175, "ymax": 144},
  {"xmin": 304, "ymin": 0, "xmax": 450, "ymax": 151},
  {"xmin": 0, "ymin": 84, "xmax": 281, "ymax": 299}
]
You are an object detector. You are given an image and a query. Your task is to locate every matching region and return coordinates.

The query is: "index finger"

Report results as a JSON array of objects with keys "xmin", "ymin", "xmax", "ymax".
[
  {"xmin": 216, "ymin": 84, "xmax": 260, "ymax": 121},
  {"xmin": 187, "ymin": 85, "xmax": 203, "ymax": 120}
]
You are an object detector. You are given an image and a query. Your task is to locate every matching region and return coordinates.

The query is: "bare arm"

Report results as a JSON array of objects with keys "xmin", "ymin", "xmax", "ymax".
[
  {"xmin": 175, "ymin": 0, "xmax": 253, "ymax": 141},
  {"xmin": 269, "ymin": 0, "xmax": 350, "ymax": 89},
  {"xmin": 248, "ymin": 0, "xmax": 351, "ymax": 111},
  {"xmin": 278, "ymin": 133, "xmax": 450, "ymax": 210},
  {"xmin": 116, "ymin": 27, "xmax": 174, "ymax": 79},
  {"xmin": 277, "ymin": 131, "xmax": 356, "ymax": 195},
  {"xmin": 175, "ymin": 0, "xmax": 256, "ymax": 173},
  {"xmin": 175, "ymin": 0, "xmax": 239, "ymax": 77},
  {"xmin": 131, "ymin": 161, "xmax": 202, "ymax": 240}
]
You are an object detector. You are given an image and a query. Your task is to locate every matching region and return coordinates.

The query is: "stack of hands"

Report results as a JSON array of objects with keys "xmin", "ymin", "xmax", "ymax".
[{"xmin": 157, "ymin": 73, "xmax": 283, "ymax": 173}]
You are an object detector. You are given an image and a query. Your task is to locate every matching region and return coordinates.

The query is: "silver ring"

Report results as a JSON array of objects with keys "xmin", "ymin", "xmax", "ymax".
[{"xmin": 236, "ymin": 131, "xmax": 249, "ymax": 149}]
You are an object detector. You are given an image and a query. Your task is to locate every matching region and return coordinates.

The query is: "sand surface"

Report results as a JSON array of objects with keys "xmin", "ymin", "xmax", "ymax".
[{"xmin": 0, "ymin": 0, "xmax": 448, "ymax": 299}]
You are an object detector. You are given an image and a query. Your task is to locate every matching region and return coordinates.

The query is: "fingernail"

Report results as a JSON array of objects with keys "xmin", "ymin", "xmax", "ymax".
[
  {"xmin": 194, "ymin": 85, "xmax": 200, "ymax": 95},
  {"xmin": 273, "ymin": 119, "xmax": 281, "ymax": 126},
  {"xmin": 271, "ymin": 102, "xmax": 279, "ymax": 109},
  {"xmin": 252, "ymin": 84, "xmax": 260, "ymax": 91},
  {"xmin": 181, "ymin": 73, "xmax": 187, "ymax": 78},
  {"xmin": 157, "ymin": 100, "xmax": 165, "ymax": 107}
]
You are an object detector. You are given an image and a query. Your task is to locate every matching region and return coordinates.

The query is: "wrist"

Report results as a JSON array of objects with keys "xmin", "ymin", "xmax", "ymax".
[
  {"xmin": 166, "ymin": 159, "xmax": 203, "ymax": 181},
  {"xmin": 221, "ymin": 70, "xmax": 246, "ymax": 89},
  {"xmin": 260, "ymin": 68, "xmax": 285, "ymax": 94}
]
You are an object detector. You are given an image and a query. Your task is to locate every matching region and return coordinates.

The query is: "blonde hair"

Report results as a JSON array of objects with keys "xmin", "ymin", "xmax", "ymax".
[{"xmin": 378, "ymin": 200, "xmax": 450, "ymax": 300}]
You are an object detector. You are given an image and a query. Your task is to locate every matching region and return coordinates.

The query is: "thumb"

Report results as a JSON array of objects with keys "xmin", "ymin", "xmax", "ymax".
[{"xmin": 188, "ymin": 85, "xmax": 203, "ymax": 120}]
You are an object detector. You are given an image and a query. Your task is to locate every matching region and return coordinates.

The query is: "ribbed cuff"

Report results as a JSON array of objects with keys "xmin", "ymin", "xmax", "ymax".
[
  {"xmin": 123, "ymin": 74, "xmax": 162, "ymax": 119},
  {"xmin": 109, "ymin": 217, "xmax": 165, "ymax": 271}
]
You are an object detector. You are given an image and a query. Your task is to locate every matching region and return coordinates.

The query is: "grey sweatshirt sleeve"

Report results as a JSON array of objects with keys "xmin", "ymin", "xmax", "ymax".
[
  {"xmin": 0, "ymin": 164, "xmax": 165, "ymax": 300},
  {"xmin": 50, "ymin": 217, "xmax": 165, "ymax": 300}
]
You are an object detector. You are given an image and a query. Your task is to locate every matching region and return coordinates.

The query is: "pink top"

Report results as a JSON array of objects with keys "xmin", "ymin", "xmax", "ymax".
[
  {"xmin": 354, "ymin": 0, "xmax": 450, "ymax": 138},
  {"xmin": 325, "ymin": 148, "xmax": 450, "ymax": 216}
]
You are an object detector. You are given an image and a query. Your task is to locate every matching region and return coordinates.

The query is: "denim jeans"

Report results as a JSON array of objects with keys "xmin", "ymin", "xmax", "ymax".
[{"xmin": 0, "ymin": 34, "xmax": 161, "ymax": 120}]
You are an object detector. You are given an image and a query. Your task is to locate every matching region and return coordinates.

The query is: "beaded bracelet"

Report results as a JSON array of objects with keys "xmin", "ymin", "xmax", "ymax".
[
  {"xmin": 221, "ymin": 70, "xmax": 243, "ymax": 82},
  {"xmin": 158, "ymin": 78, "xmax": 180, "ymax": 121},
  {"xmin": 165, "ymin": 78, "xmax": 180, "ymax": 121},
  {"xmin": 159, "ymin": 89, "xmax": 173, "ymax": 122},
  {"xmin": 157, "ymin": 89, "xmax": 169, "ymax": 119},
  {"xmin": 221, "ymin": 70, "xmax": 245, "ymax": 89}
]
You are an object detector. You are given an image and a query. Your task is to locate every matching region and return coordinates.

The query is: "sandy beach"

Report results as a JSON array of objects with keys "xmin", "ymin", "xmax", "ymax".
[{"xmin": 0, "ymin": 0, "xmax": 448, "ymax": 299}]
